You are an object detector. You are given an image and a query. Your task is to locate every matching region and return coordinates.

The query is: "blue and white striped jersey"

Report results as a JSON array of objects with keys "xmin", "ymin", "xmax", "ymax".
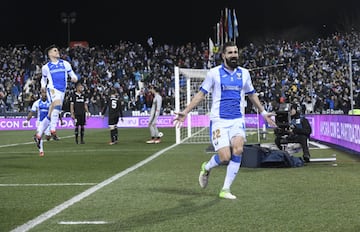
[
  {"xmin": 31, "ymin": 98, "xmax": 51, "ymax": 121},
  {"xmin": 41, "ymin": 59, "xmax": 77, "ymax": 92},
  {"xmin": 200, "ymin": 64, "xmax": 256, "ymax": 120}
]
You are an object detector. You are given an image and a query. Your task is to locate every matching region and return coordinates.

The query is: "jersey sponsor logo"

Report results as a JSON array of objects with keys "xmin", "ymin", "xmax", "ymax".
[
  {"xmin": 50, "ymin": 68, "xmax": 66, "ymax": 74},
  {"xmin": 222, "ymin": 85, "xmax": 241, "ymax": 91}
]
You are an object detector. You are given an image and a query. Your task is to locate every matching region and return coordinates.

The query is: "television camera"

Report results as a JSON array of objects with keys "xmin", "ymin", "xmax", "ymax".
[{"xmin": 274, "ymin": 103, "xmax": 293, "ymax": 136}]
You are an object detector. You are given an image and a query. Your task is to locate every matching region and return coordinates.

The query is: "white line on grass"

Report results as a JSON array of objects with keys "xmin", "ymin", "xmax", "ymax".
[
  {"xmin": 0, "ymin": 183, "xmax": 96, "ymax": 187},
  {"xmin": 58, "ymin": 221, "xmax": 108, "ymax": 225},
  {"xmin": 10, "ymin": 143, "xmax": 179, "ymax": 232},
  {"xmin": 0, "ymin": 142, "xmax": 35, "ymax": 148},
  {"xmin": 0, "ymin": 135, "xmax": 74, "ymax": 148},
  {"xmin": 0, "ymin": 149, "xmax": 135, "ymax": 154}
]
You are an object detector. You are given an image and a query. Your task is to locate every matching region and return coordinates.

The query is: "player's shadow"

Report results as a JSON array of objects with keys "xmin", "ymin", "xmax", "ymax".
[{"xmin": 116, "ymin": 187, "xmax": 220, "ymax": 230}]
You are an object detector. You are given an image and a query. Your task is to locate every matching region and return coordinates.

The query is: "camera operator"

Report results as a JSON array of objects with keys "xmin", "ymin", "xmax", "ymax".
[{"xmin": 274, "ymin": 103, "xmax": 312, "ymax": 163}]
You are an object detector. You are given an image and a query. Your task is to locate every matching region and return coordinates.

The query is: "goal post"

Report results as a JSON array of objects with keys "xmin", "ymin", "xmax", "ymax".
[
  {"xmin": 174, "ymin": 66, "xmax": 262, "ymax": 145},
  {"xmin": 174, "ymin": 66, "xmax": 211, "ymax": 144}
]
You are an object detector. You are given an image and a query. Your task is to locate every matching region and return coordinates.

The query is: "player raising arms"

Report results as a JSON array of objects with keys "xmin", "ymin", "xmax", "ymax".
[
  {"xmin": 34, "ymin": 44, "xmax": 78, "ymax": 149},
  {"xmin": 173, "ymin": 41, "xmax": 276, "ymax": 200}
]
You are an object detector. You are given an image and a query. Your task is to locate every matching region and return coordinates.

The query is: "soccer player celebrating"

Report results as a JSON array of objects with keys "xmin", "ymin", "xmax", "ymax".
[
  {"xmin": 101, "ymin": 88, "xmax": 124, "ymax": 145},
  {"xmin": 173, "ymin": 41, "xmax": 276, "ymax": 199},
  {"xmin": 24, "ymin": 89, "xmax": 51, "ymax": 156},
  {"xmin": 34, "ymin": 45, "xmax": 78, "ymax": 148},
  {"xmin": 70, "ymin": 82, "xmax": 90, "ymax": 144}
]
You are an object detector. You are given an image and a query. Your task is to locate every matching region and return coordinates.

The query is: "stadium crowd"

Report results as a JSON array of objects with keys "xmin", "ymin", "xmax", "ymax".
[{"xmin": 0, "ymin": 31, "xmax": 360, "ymax": 116}]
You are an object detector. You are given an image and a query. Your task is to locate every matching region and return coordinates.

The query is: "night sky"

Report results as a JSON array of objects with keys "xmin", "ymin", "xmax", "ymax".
[{"xmin": 1, "ymin": 0, "xmax": 360, "ymax": 48}]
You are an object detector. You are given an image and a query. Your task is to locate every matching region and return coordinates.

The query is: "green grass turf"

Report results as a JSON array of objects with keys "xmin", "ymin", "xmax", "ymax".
[{"xmin": 1, "ymin": 128, "xmax": 360, "ymax": 232}]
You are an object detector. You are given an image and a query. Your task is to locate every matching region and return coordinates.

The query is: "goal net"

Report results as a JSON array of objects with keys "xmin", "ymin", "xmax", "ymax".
[
  {"xmin": 174, "ymin": 66, "xmax": 262, "ymax": 145},
  {"xmin": 174, "ymin": 67, "xmax": 211, "ymax": 144}
]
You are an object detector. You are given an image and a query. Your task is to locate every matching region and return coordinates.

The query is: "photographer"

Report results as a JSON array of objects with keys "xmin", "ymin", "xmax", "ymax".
[{"xmin": 274, "ymin": 103, "xmax": 312, "ymax": 162}]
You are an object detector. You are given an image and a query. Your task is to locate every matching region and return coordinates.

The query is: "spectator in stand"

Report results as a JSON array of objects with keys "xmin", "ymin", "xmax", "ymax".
[
  {"xmin": 122, "ymin": 92, "xmax": 129, "ymax": 111},
  {"xmin": 0, "ymin": 91, "xmax": 6, "ymax": 113},
  {"xmin": 302, "ymin": 96, "xmax": 314, "ymax": 114},
  {"xmin": 2, "ymin": 33, "xmax": 360, "ymax": 115}
]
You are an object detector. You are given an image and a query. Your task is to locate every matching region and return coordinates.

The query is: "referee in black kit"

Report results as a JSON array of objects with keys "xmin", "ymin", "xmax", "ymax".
[{"xmin": 70, "ymin": 82, "xmax": 90, "ymax": 144}]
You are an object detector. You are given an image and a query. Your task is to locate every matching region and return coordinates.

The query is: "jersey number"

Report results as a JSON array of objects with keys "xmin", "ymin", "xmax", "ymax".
[{"xmin": 111, "ymin": 100, "xmax": 117, "ymax": 109}]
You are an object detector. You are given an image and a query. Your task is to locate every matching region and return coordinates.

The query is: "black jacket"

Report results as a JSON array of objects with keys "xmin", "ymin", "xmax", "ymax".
[{"xmin": 290, "ymin": 112, "xmax": 312, "ymax": 138}]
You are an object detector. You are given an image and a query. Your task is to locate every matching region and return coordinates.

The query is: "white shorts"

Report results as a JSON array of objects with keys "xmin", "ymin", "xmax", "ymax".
[
  {"xmin": 47, "ymin": 88, "xmax": 65, "ymax": 103},
  {"xmin": 36, "ymin": 120, "xmax": 51, "ymax": 136},
  {"xmin": 210, "ymin": 118, "xmax": 246, "ymax": 151}
]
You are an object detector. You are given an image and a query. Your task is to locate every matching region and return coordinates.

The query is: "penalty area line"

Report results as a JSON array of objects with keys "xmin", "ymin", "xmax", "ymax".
[{"xmin": 58, "ymin": 221, "xmax": 108, "ymax": 225}]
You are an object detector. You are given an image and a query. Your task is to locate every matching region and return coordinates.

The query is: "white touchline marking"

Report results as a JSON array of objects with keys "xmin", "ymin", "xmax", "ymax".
[
  {"xmin": 0, "ymin": 135, "xmax": 74, "ymax": 148},
  {"xmin": 0, "ymin": 149, "xmax": 130, "ymax": 154},
  {"xmin": 0, "ymin": 136, "xmax": 131, "ymax": 154},
  {"xmin": 58, "ymin": 221, "xmax": 108, "ymax": 225},
  {"xmin": 0, "ymin": 142, "xmax": 35, "ymax": 148},
  {"xmin": 0, "ymin": 183, "xmax": 96, "ymax": 187},
  {"xmin": 10, "ymin": 143, "xmax": 179, "ymax": 232}
]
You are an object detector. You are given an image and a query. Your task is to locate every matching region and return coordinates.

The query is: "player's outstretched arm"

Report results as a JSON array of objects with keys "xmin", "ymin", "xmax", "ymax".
[
  {"xmin": 173, "ymin": 91, "xmax": 205, "ymax": 128},
  {"xmin": 173, "ymin": 111, "xmax": 186, "ymax": 128},
  {"xmin": 263, "ymin": 112, "xmax": 277, "ymax": 127},
  {"xmin": 248, "ymin": 93, "xmax": 277, "ymax": 127}
]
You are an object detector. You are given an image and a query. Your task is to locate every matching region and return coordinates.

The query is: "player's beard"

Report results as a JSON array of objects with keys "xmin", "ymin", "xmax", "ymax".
[{"xmin": 225, "ymin": 57, "xmax": 239, "ymax": 69}]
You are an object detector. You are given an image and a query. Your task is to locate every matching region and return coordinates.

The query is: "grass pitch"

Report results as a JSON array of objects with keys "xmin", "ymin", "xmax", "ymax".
[{"xmin": 1, "ymin": 127, "xmax": 360, "ymax": 232}]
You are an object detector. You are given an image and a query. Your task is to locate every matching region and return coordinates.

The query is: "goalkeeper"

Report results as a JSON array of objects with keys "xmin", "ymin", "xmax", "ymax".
[{"xmin": 146, "ymin": 86, "xmax": 163, "ymax": 144}]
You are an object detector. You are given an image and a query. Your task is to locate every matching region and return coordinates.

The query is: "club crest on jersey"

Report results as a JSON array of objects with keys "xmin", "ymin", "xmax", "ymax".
[{"xmin": 236, "ymin": 73, "xmax": 242, "ymax": 79}]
